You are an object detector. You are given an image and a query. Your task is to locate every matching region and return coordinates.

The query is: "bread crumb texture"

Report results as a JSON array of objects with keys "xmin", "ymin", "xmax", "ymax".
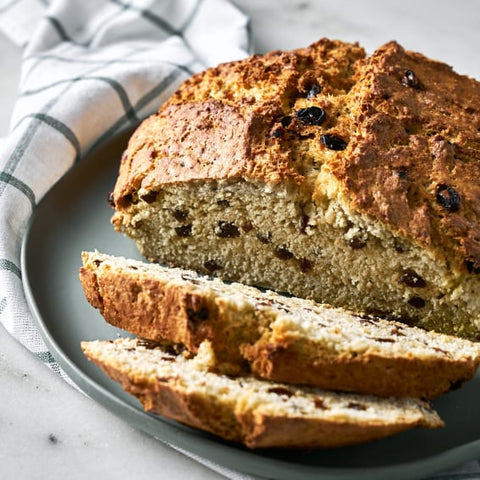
[
  {"xmin": 80, "ymin": 251, "xmax": 480, "ymax": 398},
  {"xmin": 81, "ymin": 338, "xmax": 443, "ymax": 449},
  {"xmin": 111, "ymin": 39, "xmax": 480, "ymax": 339}
]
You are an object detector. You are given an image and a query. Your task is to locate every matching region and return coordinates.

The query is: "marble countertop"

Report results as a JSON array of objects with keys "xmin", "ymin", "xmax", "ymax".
[{"xmin": 1, "ymin": 1, "xmax": 479, "ymax": 479}]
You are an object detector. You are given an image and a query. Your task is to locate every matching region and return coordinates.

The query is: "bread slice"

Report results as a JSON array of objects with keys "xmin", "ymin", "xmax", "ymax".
[
  {"xmin": 110, "ymin": 39, "xmax": 480, "ymax": 340},
  {"xmin": 80, "ymin": 251, "xmax": 480, "ymax": 398},
  {"xmin": 81, "ymin": 338, "xmax": 443, "ymax": 449}
]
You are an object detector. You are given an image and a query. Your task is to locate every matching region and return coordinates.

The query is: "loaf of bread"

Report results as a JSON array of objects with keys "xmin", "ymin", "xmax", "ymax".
[
  {"xmin": 81, "ymin": 338, "xmax": 443, "ymax": 449},
  {"xmin": 80, "ymin": 251, "xmax": 480, "ymax": 398},
  {"xmin": 110, "ymin": 39, "xmax": 480, "ymax": 339}
]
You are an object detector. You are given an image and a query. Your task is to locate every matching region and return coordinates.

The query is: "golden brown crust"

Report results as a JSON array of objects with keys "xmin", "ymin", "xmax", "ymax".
[
  {"xmin": 112, "ymin": 38, "xmax": 365, "ymax": 201},
  {"xmin": 82, "ymin": 349, "xmax": 246, "ymax": 444},
  {"xmin": 81, "ymin": 339, "xmax": 443, "ymax": 449},
  {"xmin": 333, "ymin": 41, "xmax": 480, "ymax": 270},
  {"xmin": 79, "ymin": 252, "xmax": 480, "ymax": 398},
  {"xmin": 112, "ymin": 38, "xmax": 480, "ymax": 273},
  {"xmin": 114, "ymin": 100, "xmax": 279, "ymax": 198},
  {"xmin": 238, "ymin": 414, "xmax": 425, "ymax": 449},
  {"xmin": 87, "ymin": 354, "xmax": 432, "ymax": 449},
  {"xmin": 242, "ymin": 340, "xmax": 476, "ymax": 399},
  {"xmin": 79, "ymin": 254, "xmax": 219, "ymax": 354}
]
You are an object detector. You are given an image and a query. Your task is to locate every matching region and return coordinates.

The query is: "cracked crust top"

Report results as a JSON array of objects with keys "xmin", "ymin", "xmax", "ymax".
[{"xmin": 112, "ymin": 38, "xmax": 480, "ymax": 274}]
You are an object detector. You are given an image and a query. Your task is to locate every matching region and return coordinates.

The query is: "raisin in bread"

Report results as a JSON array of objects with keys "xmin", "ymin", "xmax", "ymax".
[
  {"xmin": 110, "ymin": 39, "xmax": 480, "ymax": 340},
  {"xmin": 79, "ymin": 251, "xmax": 480, "ymax": 398},
  {"xmin": 81, "ymin": 338, "xmax": 443, "ymax": 449}
]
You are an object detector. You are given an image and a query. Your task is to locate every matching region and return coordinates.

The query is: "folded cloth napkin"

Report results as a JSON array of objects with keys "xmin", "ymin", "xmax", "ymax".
[{"xmin": 1, "ymin": 2, "xmax": 479, "ymax": 480}]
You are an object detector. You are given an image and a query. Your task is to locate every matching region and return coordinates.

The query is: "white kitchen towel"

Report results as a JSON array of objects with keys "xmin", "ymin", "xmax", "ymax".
[{"xmin": 1, "ymin": 2, "xmax": 479, "ymax": 480}]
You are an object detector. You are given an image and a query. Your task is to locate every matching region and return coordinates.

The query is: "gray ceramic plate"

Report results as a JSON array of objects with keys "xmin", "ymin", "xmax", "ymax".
[{"xmin": 22, "ymin": 128, "xmax": 480, "ymax": 480}]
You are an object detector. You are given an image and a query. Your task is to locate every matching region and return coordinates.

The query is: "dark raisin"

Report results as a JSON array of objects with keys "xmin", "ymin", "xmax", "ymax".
[
  {"xmin": 280, "ymin": 116, "xmax": 292, "ymax": 128},
  {"xmin": 267, "ymin": 386, "xmax": 294, "ymax": 397},
  {"xmin": 393, "ymin": 239, "xmax": 407, "ymax": 253},
  {"xmin": 216, "ymin": 221, "xmax": 240, "ymax": 238},
  {"xmin": 307, "ymin": 84, "xmax": 321, "ymax": 98},
  {"xmin": 348, "ymin": 237, "xmax": 367, "ymax": 250},
  {"xmin": 241, "ymin": 220, "xmax": 253, "ymax": 233},
  {"xmin": 257, "ymin": 232, "xmax": 271, "ymax": 244},
  {"xmin": 204, "ymin": 259, "xmax": 222, "ymax": 272},
  {"xmin": 171, "ymin": 209, "xmax": 188, "ymax": 222},
  {"xmin": 272, "ymin": 128, "xmax": 283, "ymax": 138},
  {"xmin": 347, "ymin": 402, "xmax": 367, "ymax": 411},
  {"xmin": 295, "ymin": 106, "xmax": 326, "ymax": 126},
  {"xmin": 402, "ymin": 70, "xmax": 422, "ymax": 89},
  {"xmin": 140, "ymin": 191, "xmax": 158, "ymax": 204},
  {"xmin": 216, "ymin": 199, "xmax": 230, "ymax": 207},
  {"xmin": 436, "ymin": 184, "xmax": 461, "ymax": 212},
  {"xmin": 185, "ymin": 295, "xmax": 209, "ymax": 326},
  {"xmin": 390, "ymin": 327, "xmax": 406, "ymax": 337},
  {"xmin": 320, "ymin": 134, "xmax": 347, "ymax": 151},
  {"xmin": 396, "ymin": 169, "xmax": 409, "ymax": 180},
  {"xmin": 107, "ymin": 191, "xmax": 115, "ymax": 208},
  {"xmin": 398, "ymin": 269, "xmax": 426, "ymax": 288},
  {"xmin": 186, "ymin": 306, "xmax": 209, "ymax": 324},
  {"xmin": 465, "ymin": 259, "xmax": 480, "ymax": 274},
  {"xmin": 313, "ymin": 398, "xmax": 327, "ymax": 409},
  {"xmin": 299, "ymin": 213, "xmax": 309, "ymax": 234},
  {"xmin": 408, "ymin": 296, "xmax": 426, "ymax": 309},
  {"xmin": 117, "ymin": 194, "xmax": 133, "ymax": 209},
  {"xmin": 299, "ymin": 258, "xmax": 314, "ymax": 273},
  {"xmin": 175, "ymin": 224, "xmax": 192, "ymax": 237},
  {"xmin": 274, "ymin": 246, "xmax": 294, "ymax": 260}
]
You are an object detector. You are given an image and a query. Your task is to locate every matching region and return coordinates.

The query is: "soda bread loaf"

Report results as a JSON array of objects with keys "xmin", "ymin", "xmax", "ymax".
[
  {"xmin": 80, "ymin": 251, "xmax": 480, "ymax": 398},
  {"xmin": 110, "ymin": 39, "xmax": 480, "ymax": 339},
  {"xmin": 81, "ymin": 338, "xmax": 443, "ymax": 449}
]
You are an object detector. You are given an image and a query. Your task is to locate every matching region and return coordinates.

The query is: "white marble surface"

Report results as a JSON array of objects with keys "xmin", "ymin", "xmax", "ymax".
[{"xmin": 1, "ymin": 1, "xmax": 480, "ymax": 479}]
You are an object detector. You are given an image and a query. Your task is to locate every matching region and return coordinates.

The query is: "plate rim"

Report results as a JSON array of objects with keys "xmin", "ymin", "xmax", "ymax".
[{"xmin": 19, "ymin": 128, "xmax": 480, "ymax": 480}]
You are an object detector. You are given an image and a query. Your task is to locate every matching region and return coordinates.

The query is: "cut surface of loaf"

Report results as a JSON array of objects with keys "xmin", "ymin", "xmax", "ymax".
[
  {"xmin": 81, "ymin": 338, "xmax": 443, "ymax": 449},
  {"xmin": 110, "ymin": 39, "xmax": 480, "ymax": 339},
  {"xmin": 80, "ymin": 251, "xmax": 480, "ymax": 398}
]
